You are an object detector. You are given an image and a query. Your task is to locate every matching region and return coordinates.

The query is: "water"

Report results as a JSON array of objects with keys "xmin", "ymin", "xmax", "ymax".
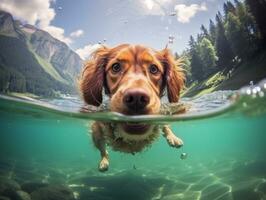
[{"xmin": 0, "ymin": 80, "xmax": 266, "ymax": 200}]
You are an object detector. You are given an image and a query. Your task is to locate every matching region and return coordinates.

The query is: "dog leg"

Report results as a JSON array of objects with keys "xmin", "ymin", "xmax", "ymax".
[
  {"xmin": 91, "ymin": 122, "xmax": 109, "ymax": 172},
  {"xmin": 162, "ymin": 125, "xmax": 183, "ymax": 148}
]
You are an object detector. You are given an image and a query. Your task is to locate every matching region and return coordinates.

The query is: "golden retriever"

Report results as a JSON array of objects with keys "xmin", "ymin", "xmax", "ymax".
[{"xmin": 80, "ymin": 44, "xmax": 185, "ymax": 172}]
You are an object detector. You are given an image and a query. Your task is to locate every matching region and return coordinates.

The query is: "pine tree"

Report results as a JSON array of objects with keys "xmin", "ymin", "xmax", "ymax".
[
  {"xmin": 190, "ymin": 51, "xmax": 205, "ymax": 81},
  {"xmin": 215, "ymin": 13, "xmax": 234, "ymax": 70},
  {"xmin": 189, "ymin": 35, "xmax": 196, "ymax": 49},
  {"xmin": 200, "ymin": 25, "xmax": 212, "ymax": 42},
  {"xmin": 209, "ymin": 19, "xmax": 216, "ymax": 44},
  {"xmin": 234, "ymin": 0, "xmax": 241, "ymax": 6},
  {"xmin": 224, "ymin": 1, "xmax": 236, "ymax": 15},
  {"xmin": 235, "ymin": 1, "xmax": 258, "ymax": 54},
  {"xmin": 246, "ymin": 0, "xmax": 266, "ymax": 46},
  {"xmin": 189, "ymin": 36, "xmax": 205, "ymax": 81},
  {"xmin": 179, "ymin": 51, "xmax": 192, "ymax": 83},
  {"xmin": 225, "ymin": 12, "xmax": 248, "ymax": 59},
  {"xmin": 185, "ymin": 0, "xmax": 264, "ymax": 83}
]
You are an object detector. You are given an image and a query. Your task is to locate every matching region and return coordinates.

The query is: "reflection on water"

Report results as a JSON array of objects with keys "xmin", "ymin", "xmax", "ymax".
[{"xmin": 0, "ymin": 80, "xmax": 266, "ymax": 200}]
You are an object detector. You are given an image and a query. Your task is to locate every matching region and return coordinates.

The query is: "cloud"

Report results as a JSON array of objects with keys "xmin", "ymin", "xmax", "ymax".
[
  {"xmin": 45, "ymin": 26, "xmax": 72, "ymax": 44},
  {"xmin": 141, "ymin": 0, "xmax": 171, "ymax": 16},
  {"xmin": 0, "ymin": 0, "xmax": 72, "ymax": 44},
  {"xmin": 70, "ymin": 29, "xmax": 84, "ymax": 38},
  {"xmin": 144, "ymin": 0, "xmax": 154, "ymax": 10},
  {"xmin": 174, "ymin": 3, "xmax": 207, "ymax": 23},
  {"xmin": 76, "ymin": 44, "xmax": 102, "ymax": 60}
]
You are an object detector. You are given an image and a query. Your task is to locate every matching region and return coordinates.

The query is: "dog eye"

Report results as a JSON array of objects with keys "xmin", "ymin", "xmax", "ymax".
[
  {"xmin": 111, "ymin": 63, "xmax": 121, "ymax": 73},
  {"xmin": 149, "ymin": 64, "xmax": 159, "ymax": 74}
]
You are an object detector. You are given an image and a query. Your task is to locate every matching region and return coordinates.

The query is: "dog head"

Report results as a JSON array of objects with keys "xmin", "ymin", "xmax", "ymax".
[{"xmin": 80, "ymin": 44, "xmax": 185, "ymax": 136}]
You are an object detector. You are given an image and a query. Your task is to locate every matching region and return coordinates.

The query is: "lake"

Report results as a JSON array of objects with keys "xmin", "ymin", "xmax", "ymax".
[{"xmin": 0, "ymin": 80, "xmax": 266, "ymax": 200}]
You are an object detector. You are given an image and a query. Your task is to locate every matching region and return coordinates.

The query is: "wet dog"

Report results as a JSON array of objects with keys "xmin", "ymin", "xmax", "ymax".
[{"xmin": 79, "ymin": 44, "xmax": 185, "ymax": 172}]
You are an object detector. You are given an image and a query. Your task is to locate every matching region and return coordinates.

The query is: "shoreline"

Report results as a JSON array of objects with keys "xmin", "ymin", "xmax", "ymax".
[{"xmin": 183, "ymin": 51, "xmax": 266, "ymax": 97}]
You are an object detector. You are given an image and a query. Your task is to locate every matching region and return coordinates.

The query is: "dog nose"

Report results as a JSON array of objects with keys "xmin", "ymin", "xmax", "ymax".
[{"xmin": 123, "ymin": 89, "xmax": 150, "ymax": 111}]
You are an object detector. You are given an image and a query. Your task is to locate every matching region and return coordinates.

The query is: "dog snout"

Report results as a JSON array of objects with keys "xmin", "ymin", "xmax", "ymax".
[{"xmin": 123, "ymin": 89, "xmax": 150, "ymax": 113}]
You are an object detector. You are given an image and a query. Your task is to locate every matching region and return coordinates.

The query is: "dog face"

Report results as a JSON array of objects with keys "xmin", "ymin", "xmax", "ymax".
[
  {"xmin": 107, "ymin": 45, "xmax": 164, "ymax": 116},
  {"xmin": 80, "ymin": 44, "xmax": 184, "ymax": 136}
]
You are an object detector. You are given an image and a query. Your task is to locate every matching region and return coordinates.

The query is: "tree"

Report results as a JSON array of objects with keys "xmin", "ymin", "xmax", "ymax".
[
  {"xmin": 215, "ymin": 13, "xmax": 234, "ymax": 70},
  {"xmin": 189, "ymin": 36, "xmax": 205, "ymax": 81},
  {"xmin": 224, "ymin": 1, "xmax": 236, "ymax": 15},
  {"xmin": 225, "ymin": 12, "xmax": 249, "ymax": 59},
  {"xmin": 209, "ymin": 19, "xmax": 216, "ymax": 44},
  {"xmin": 224, "ymin": 1, "xmax": 258, "ymax": 59},
  {"xmin": 184, "ymin": 0, "xmax": 264, "ymax": 84},
  {"xmin": 190, "ymin": 51, "xmax": 205, "ymax": 81},
  {"xmin": 246, "ymin": 0, "xmax": 266, "ymax": 46},
  {"xmin": 198, "ymin": 37, "xmax": 218, "ymax": 77},
  {"xmin": 188, "ymin": 35, "xmax": 196, "ymax": 49},
  {"xmin": 236, "ymin": 1, "xmax": 259, "ymax": 52},
  {"xmin": 179, "ymin": 51, "xmax": 192, "ymax": 84},
  {"xmin": 201, "ymin": 25, "xmax": 210, "ymax": 39}
]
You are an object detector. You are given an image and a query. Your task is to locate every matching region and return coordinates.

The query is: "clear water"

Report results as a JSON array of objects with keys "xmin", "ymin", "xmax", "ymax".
[{"xmin": 0, "ymin": 80, "xmax": 266, "ymax": 200}]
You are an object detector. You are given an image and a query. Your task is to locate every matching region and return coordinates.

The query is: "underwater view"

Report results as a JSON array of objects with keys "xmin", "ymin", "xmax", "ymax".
[{"xmin": 0, "ymin": 80, "xmax": 266, "ymax": 200}]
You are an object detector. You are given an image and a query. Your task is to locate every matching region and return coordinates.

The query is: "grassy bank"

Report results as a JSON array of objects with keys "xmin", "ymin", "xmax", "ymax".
[{"xmin": 183, "ymin": 52, "xmax": 266, "ymax": 97}]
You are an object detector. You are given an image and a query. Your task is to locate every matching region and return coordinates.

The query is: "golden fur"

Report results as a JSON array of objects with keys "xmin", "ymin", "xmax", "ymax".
[{"xmin": 79, "ymin": 44, "xmax": 185, "ymax": 171}]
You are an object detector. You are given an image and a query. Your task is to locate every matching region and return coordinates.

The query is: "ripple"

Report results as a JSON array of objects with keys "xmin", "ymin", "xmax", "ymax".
[{"xmin": 0, "ymin": 157, "xmax": 266, "ymax": 200}]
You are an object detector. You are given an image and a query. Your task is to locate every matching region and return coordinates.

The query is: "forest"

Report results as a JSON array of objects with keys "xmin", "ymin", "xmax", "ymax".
[{"xmin": 180, "ymin": 0, "xmax": 266, "ymax": 96}]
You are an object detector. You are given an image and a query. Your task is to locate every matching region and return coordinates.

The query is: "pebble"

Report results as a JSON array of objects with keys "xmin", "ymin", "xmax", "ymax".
[
  {"xmin": 2, "ymin": 190, "xmax": 31, "ymax": 200},
  {"xmin": 0, "ymin": 178, "xmax": 21, "ymax": 194}
]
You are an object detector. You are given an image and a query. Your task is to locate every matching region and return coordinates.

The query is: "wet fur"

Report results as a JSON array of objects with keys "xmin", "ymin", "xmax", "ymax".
[{"xmin": 79, "ymin": 44, "xmax": 185, "ymax": 172}]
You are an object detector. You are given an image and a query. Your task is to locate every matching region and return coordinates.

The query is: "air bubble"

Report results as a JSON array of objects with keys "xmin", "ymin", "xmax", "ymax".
[
  {"xmin": 259, "ymin": 91, "xmax": 264, "ymax": 97},
  {"xmin": 255, "ymin": 86, "xmax": 261, "ymax": 92},
  {"xmin": 180, "ymin": 152, "xmax": 188, "ymax": 160},
  {"xmin": 246, "ymin": 89, "xmax": 251, "ymax": 95},
  {"xmin": 252, "ymin": 88, "xmax": 258, "ymax": 94}
]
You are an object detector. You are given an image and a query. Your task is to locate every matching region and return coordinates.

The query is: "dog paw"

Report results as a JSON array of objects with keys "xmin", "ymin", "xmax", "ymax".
[
  {"xmin": 166, "ymin": 135, "xmax": 183, "ymax": 148},
  {"xmin": 99, "ymin": 157, "xmax": 109, "ymax": 172}
]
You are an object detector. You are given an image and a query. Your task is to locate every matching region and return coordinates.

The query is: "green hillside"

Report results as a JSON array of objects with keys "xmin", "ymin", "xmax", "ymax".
[
  {"xmin": 183, "ymin": 52, "xmax": 266, "ymax": 97},
  {"xmin": 27, "ymin": 42, "xmax": 68, "ymax": 84},
  {"xmin": 181, "ymin": 0, "xmax": 266, "ymax": 97},
  {"xmin": 0, "ymin": 35, "xmax": 74, "ymax": 97}
]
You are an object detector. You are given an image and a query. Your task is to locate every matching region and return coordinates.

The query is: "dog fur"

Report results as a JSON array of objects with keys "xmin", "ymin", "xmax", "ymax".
[{"xmin": 79, "ymin": 44, "xmax": 185, "ymax": 172}]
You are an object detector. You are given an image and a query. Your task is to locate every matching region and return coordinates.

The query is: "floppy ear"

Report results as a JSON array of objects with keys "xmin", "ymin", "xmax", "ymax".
[
  {"xmin": 79, "ymin": 46, "xmax": 109, "ymax": 106},
  {"xmin": 159, "ymin": 49, "xmax": 185, "ymax": 103}
]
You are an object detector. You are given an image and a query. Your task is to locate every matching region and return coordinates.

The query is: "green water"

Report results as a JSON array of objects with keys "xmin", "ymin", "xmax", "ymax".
[{"xmin": 0, "ymin": 81, "xmax": 266, "ymax": 200}]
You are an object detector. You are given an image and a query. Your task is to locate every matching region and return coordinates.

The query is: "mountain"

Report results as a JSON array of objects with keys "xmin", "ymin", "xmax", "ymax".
[{"xmin": 0, "ymin": 10, "xmax": 83, "ymax": 97}]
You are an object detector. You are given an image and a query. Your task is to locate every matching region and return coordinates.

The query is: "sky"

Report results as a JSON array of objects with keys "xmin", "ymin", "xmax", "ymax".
[{"xmin": 0, "ymin": 0, "xmax": 227, "ymax": 60}]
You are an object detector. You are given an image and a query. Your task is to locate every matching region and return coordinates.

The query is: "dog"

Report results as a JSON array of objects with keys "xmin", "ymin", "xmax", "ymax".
[{"xmin": 79, "ymin": 44, "xmax": 185, "ymax": 172}]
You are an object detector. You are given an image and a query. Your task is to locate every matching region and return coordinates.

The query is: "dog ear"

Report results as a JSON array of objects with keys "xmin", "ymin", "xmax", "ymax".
[
  {"xmin": 79, "ymin": 46, "xmax": 109, "ymax": 106},
  {"xmin": 158, "ymin": 48, "xmax": 185, "ymax": 103}
]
